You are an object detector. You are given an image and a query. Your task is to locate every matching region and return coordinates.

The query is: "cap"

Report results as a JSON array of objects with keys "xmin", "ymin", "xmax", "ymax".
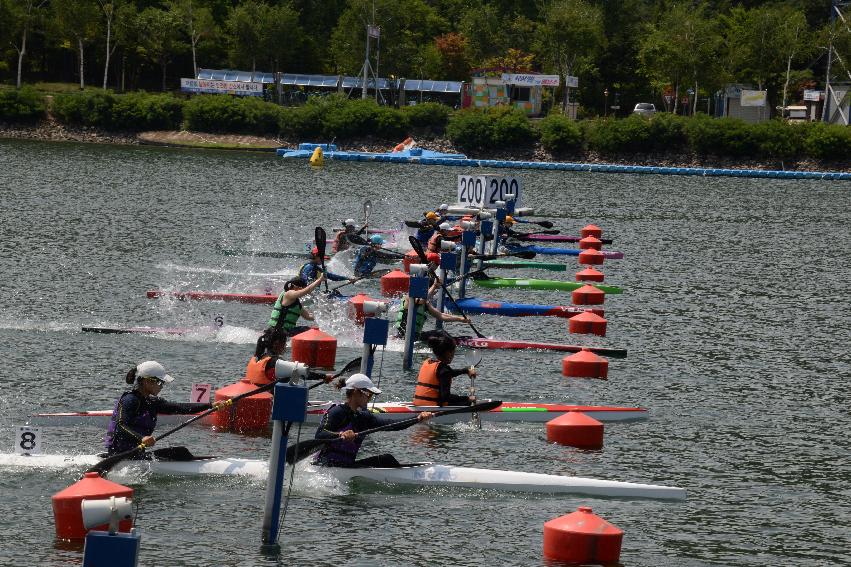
[
  {"xmin": 136, "ymin": 360, "xmax": 173, "ymax": 383},
  {"xmin": 343, "ymin": 373, "xmax": 382, "ymax": 394},
  {"xmin": 438, "ymin": 203, "xmax": 448, "ymax": 211},
  {"xmin": 344, "ymin": 218, "xmax": 356, "ymax": 227},
  {"xmin": 311, "ymin": 246, "xmax": 319, "ymax": 256},
  {"xmin": 425, "ymin": 211, "xmax": 438, "ymax": 220},
  {"xmin": 438, "ymin": 222, "xmax": 452, "ymax": 231},
  {"xmin": 370, "ymin": 234, "xmax": 384, "ymax": 245}
]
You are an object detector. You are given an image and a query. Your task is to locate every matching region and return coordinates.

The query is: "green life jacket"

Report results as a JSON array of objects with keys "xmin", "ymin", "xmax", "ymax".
[
  {"xmin": 268, "ymin": 295, "xmax": 303, "ymax": 331},
  {"xmin": 395, "ymin": 297, "xmax": 428, "ymax": 336}
]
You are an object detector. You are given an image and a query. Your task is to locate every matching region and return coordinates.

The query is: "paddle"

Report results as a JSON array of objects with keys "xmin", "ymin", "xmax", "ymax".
[
  {"xmin": 408, "ymin": 235, "xmax": 487, "ymax": 340},
  {"xmin": 315, "ymin": 226, "xmax": 329, "ymax": 292},
  {"xmin": 464, "ymin": 350, "xmax": 483, "ymax": 429},
  {"xmin": 471, "ymin": 250, "xmax": 537, "ymax": 261},
  {"xmin": 514, "ymin": 219, "xmax": 555, "ymax": 229},
  {"xmin": 345, "ymin": 233, "xmax": 406, "ymax": 258},
  {"xmin": 285, "ymin": 400, "xmax": 503, "ymax": 464},
  {"xmin": 363, "ymin": 200, "xmax": 372, "ymax": 240},
  {"xmin": 86, "ymin": 356, "xmax": 362, "ymax": 476},
  {"xmin": 329, "ymin": 269, "xmax": 393, "ymax": 293},
  {"xmin": 306, "ymin": 356, "xmax": 363, "ymax": 388}
]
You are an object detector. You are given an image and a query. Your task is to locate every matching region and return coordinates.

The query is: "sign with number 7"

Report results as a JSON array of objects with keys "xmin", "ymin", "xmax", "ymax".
[{"xmin": 191, "ymin": 383, "xmax": 212, "ymax": 404}]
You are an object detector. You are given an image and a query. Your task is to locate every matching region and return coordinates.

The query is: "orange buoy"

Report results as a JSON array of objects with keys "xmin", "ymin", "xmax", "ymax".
[
  {"xmin": 562, "ymin": 348, "xmax": 608, "ymax": 379},
  {"xmin": 546, "ymin": 412, "xmax": 604, "ymax": 449},
  {"xmin": 290, "ymin": 328, "xmax": 337, "ymax": 369},
  {"xmin": 347, "ymin": 293, "xmax": 378, "ymax": 325},
  {"xmin": 543, "ymin": 507, "xmax": 623, "ymax": 564},
  {"xmin": 213, "ymin": 379, "xmax": 272, "ymax": 431},
  {"xmin": 578, "ymin": 248, "xmax": 604, "ymax": 265},
  {"xmin": 579, "ymin": 235, "xmax": 603, "ymax": 250},
  {"xmin": 580, "ymin": 224, "xmax": 602, "ymax": 238},
  {"xmin": 576, "ymin": 266, "xmax": 605, "ymax": 282},
  {"xmin": 568, "ymin": 311, "xmax": 607, "ymax": 336},
  {"xmin": 402, "ymin": 250, "xmax": 420, "ymax": 272},
  {"xmin": 572, "ymin": 284, "xmax": 605, "ymax": 305},
  {"xmin": 380, "ymin": 269, "xmax": 410, "ymax": 297},
  {"xmin": 52, "ymin": 473, "xmax": 134, "ymax": 539}
]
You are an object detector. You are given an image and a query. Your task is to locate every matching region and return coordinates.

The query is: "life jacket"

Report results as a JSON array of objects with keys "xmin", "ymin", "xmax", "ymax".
[
  {"xmin": 395, "ymin": 297, "xmax": 427, "ymax": 337},
  {"xmin": 333, "ymin": 230, "xmax": 350, "ymax": 253},
  {"xmin": 352, "ymin": 247, "xmax": 377, "ymax": 276},
  {"xmin": 268, "ymin": 295, "xmax": 302, "ymax": 331},
  {"xmin": 427, "ymin": 233, "xmax": 442, "ymax": 253},
  {"xmin": 315, "ymin": 405, "xmax": 363, "ymax": 466},
  {"xmin": 416, "ymin": 226, "xmax": 435, "ymax": 245},
  {"xmin": 104, "ymin": 391, "xmax": 157, "ymax": 452},
  {"xmin": 245, "ymin": 354, "xmax": 274, "ymax": 386},
  {"xmin": 413, "ymin": 359, "xmax": 442, "ymax": 406}
]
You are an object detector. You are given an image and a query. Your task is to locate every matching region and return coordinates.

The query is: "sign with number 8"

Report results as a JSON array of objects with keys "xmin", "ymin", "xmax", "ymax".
[{"xmin": 15, "ymin": 426, "xmax": 42, "ymax": 455}]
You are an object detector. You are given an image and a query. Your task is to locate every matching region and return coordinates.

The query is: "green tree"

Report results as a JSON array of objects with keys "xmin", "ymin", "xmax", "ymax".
[
  {"xmin": 168, "ymin": 0, "xmax": 217, "ymax": 78},
  {"xmin": 135, "ymin": 7, "xmax": 185, "ymax": 91},
  {"xmin": 5, "ymin": 0, "xmax": 48, "ymax": 89},
  {"xmin": 96, "ymin": 0, "xmax": 130, "ymax": 89},
  {"xmin": 532, "ymin": 0, "xmax": 605, "ymax": 112},
  {"xmin": 51, "ymin": 0, "xmax": 101, "ymax": 90},
  {"xmin": 225, "ymin": 0, "xmax": 266, "ymax": 76}
]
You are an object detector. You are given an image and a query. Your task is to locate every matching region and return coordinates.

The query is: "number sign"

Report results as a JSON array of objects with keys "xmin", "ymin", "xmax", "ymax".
[
  {"xmin": 191, "ymin": 383, "xmax": 212, "ymax": 404},
  {"xmin": 15, "ymin": 426, "xmax": 42, "ymax": 455},
  {"xmin": 457, "ymin": 175, "xmax": 523, "ymax": 208}
]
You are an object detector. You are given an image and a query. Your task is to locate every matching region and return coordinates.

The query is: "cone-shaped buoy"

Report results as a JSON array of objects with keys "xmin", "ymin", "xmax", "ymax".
[
  {"xmin": 580, "ymin": 224, "xmax": 602, "ymax": 238},
  {"xmin": 568, "ymin": 311, "xmax": 607, "ymax": 336},
  {"xmin": 309, "ymin": 146, "xmax": 324, "ymax": 166},
  {"xmin": 543, "ymin": 506, "xmax": 622, "ymax": 564},
  {"xmin": 579, "ymin": 235, "xmax": 603, "ymax": 250},
  {"xmin": 347, "ymin": 293, "xmax": 378, "ymax": 325},
  {"xmin": 402, "ymin": 250, "xmax": 420, "ymax": 273},
  {"xmin": 52, "ymin": 473, "xmax": 134, "ymax": 539},
  {"xmin": 546, "ymin": 412, "xmax": 604, "ymax": 449},
  {"xmin": 562, "ymin": 348, "xmax": 608, "ymax": 379},
  {"xmin": 576, "ymin": 266, "xmax": 605, "ymax": 282},
  {"xmin": 578, "ymin": 248, "xmax": 604, "ymax": 265},
  {"xmin": 290, "ymin": 328, "xmax": 337, "ymax": 369},
  {"xmin": 214, "ymin": 380, "xmax": 272, "ymax": 432},
  {"xmin": 572, "ymin": 284, "xmax": 605, "ymax": 305},
  {"xmin": 380, "ymin": 269, "xmax": 410, "ymax": 297}
]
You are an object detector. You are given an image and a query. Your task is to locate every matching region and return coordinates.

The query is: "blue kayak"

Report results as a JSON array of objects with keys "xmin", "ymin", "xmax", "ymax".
[
  {"xmin": 447, "ymin": 296, "xmax": 602, "ymax": 319},
  {"xmin": 506, "ymin": 245, "xmax": 624, "ymax": 259}
]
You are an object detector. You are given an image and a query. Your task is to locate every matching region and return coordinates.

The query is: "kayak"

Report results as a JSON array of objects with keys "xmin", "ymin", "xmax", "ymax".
[
  {"xmin": 0, "ymin": 454, "xmax": 685, "ymax": 500},
  {"xmin": 516, "ymin": 234, "xmax": 614, "ymax": 245},
  {"xmin": 507, "ymin": 245, "xmax": 624, "ymax": 259},
  {"xmin": 481, "ymin": 260, "xmax": 566, "ymax": 272},
  {"xmin": 454, "ymin": 337, "xmax": 627, "ymax": 358},
  {"xmin": 147, "ymin": 290, "xmax": 278, "ymax": 304},
  {"xmin": 473, "ymin": 277, "xmax": 623, "ymax": 294},
  {"xmin": 449, "ymin": 296, "xmax": 603, "ymax": 319},
  {"xmin": 218, "ymin": 248, "xmax": 318, "ymax": 260},
  {"xmin": 82, "ymin": 325, "xmax": 199, "ymax": 335},
  {"xmin": 28, "ymin": 400, "xmax": 643, "ymax": 427}
]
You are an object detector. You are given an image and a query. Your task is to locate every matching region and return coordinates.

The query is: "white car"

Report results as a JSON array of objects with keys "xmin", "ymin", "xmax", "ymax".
[{"xmin": 633, "ymin": 103, "xmax": 656, "ymax": 116}]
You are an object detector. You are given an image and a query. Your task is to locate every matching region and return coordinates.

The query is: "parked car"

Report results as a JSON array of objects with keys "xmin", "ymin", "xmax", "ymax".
[{"xmin": 633, "ymin": 103, "xmax": 656, "ymax": 116}]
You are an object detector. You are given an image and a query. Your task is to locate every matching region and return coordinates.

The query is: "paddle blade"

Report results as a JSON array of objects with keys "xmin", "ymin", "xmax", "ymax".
[
  {"xmin": 513, "ymin": 251, "xmax": 536, "ymax": 259},
  {"xmin": 315, "ymin": 227, "xmax": 327, "ymax": 257},
  {"xmin": 84, "ymin": 446, "xmax": 146, "ymax": 476},
  {"xmin": 285, "ymin": 438, "xmax": 327, "ymax": 464},
  {"xmin": 334, "ymin": 356, "xmax": 363, "ymax": 378},
  {"xmin": 536, "ymin": 221, "xmax": 554, "ymax": 228},
  {"xmin": 464, "ymin": 349, "xmax": 483, "ymax": 368},
  {"xmin": 408, "ymin": 235, "xmax": 428, "ymax": 263}
]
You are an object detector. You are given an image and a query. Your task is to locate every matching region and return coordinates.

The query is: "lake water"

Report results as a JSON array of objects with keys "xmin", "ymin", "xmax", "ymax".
[{"xmin": 0, "ymin": 138, "xmax": 849, "ymax": 566}]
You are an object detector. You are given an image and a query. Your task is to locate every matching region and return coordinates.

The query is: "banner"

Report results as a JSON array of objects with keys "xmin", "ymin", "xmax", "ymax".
[
  {"xmin": 803, "ymin": 90, "xmax": 823, "ymax": 101},
  {"xmin": 565, "ymin": 75, "xmax": 579, "ymax": 88},
  {"xmin": 180, "ymin": 78, "xmax": 263, "ymax": 97},
  {"xmin": 501, "ymin": 73, "xmax": 560, "ymax": 87},
  {"xmin": 740, "ymin": 89, "xmax": 767, "ymax": 107}
]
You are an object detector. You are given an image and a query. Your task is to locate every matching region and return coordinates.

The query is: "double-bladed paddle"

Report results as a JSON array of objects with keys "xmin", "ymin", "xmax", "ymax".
[
  {"xmin": 513, "ymin": 218, "xmax": 555, "ymax": 229},
  {"xmin": 408, "ymin": 235, "xmax": 487, "ymax": 339},
  {"xmin": 315, "ymin": 227, "xmax": 330, "ymax": 292},
  {"xmin": 85, "ymin": 356, "xmax": 363, "ymax": 476},
  {"xmin": 328, "ymin": 269, "xmax": 393, "ymax": 293},
  {"xmin": 471, "ymin": 250, "xmax": 537, "ymax": 261},
  {"xmin": 285, "ymin": 400, "xmax": 502, "ymax": 464},
  {"xmin": 464, "ymin": 350, "xmax": 484, "ymax": 429}
]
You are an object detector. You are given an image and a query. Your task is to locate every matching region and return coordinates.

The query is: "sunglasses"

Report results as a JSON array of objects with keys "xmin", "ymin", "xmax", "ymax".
[
  {"xmin": 356, "ymin": 389, "xmax": 374, "ymax": 398},
  {"xmin": 144, "ymin": 376, "xmax": 166, "ymax": 386}
]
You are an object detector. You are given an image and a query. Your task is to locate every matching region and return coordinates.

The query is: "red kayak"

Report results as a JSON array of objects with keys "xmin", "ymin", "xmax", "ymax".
[
  {"xmin": 455, "ymin": 337, "xmax": 626, "ymax": 358},
  {"xmin": 147, "ymin": 290, "xmax": 278, "ymax": 304}
]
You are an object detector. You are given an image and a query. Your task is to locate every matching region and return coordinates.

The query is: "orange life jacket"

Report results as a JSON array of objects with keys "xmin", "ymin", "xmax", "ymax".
[
  {"xmin": 413, "ymin": 359, "xmax": 442, "ymax": 406},
  {"xmin": 245, "ymin": 355, "xmax": 274, "ymax": 386}
]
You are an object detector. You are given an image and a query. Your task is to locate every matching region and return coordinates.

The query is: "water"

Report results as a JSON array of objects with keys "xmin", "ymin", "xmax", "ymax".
[{"xmin": 0, "ymin": 138, "xmax": 849, "ymax": 566}]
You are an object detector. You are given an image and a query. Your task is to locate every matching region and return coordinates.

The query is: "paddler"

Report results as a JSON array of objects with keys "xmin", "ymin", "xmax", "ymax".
[
  {"xmin": 332, "ymin": 218, "xmax": 367, "ymax": 253},
  {"xmin": 268, "ymin": 274, "xmax": 325, "ymax": 336},
  {"xmin": 105, "ymin": 361, "xmax": 225, "ymax": 457},
  {"xmin": 313, "ymin": 374, "xmax": 433, "ymax": 468},
  {"xmin": 427, "ymin": 222, "xmax": 459, "ymax": 253},
  {"xmin": 394, "ymin": 278, "xmax": 471, "ymax": 341},
  {"xmin": 411, "ymin": 211, "xmax": 439, "ymax": 245},
  {"xmin": 413, "ymin": 333, "xmax": 476, "ymax": 407},
  {"xmin": 300, "ymin": 247, "xmax": 353, "ymax": 284},
  {"xmin": 351, "ymin": 234, "xmax": 397, "ymax": 277},
  {"xmin": 245, "ymin": 327, "xmax": 334, "ymax": 385}
]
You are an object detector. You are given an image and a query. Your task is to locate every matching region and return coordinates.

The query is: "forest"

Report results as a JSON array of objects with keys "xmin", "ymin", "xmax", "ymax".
[{"xmin": 1, "ymin": 0, "xmax": 848, "ymax": 115}]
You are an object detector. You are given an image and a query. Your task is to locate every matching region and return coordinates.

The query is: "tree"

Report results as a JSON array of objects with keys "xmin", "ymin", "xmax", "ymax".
[
  {"xmin": 225, "ymin": 0, "xmax": 266, "ymax": 76},
  {"xmin": 97, "ymin": 0, "xmax": 128, "ymax": 89},
  {"xmin": 136, "ymin": 7, "xmax": 185, "ymax": 90},
  {"xmin": 168, "ymin": 0, "xmax": 217, "ymax": 79},
  {"xmin": 51, "ymin": 0, "xmax": 101, "ymax": 90},
  {"xmin": 532, "ymin": 0, "xmax": 606, "ymax": 111},
  {"xmin": 431, "ymin": 32, "xmax": 471, "ymax": 81},
  {"xmin": 5, "ymin": 0, "xmax": 48, "ymax": 89}
]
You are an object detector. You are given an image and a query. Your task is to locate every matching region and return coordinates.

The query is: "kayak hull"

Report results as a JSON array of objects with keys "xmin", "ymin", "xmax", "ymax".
[
  {"xmin": 481, "ymin": 260, "xmax": 566, "ymax": 272},
  {"xmin": 147, "ymin": 290, "xmax": 278, "ymax": 304},
  {"xmin": 507, "ymin": 245, "xmax": 624, "ymax": 259},
  {"xmin": 454, "ymin": 337, "xmax": 627, "ymax": 358},
  {"xmin": 473, "ymin": 278, "xmax": 623, "ymax": 294},
  {"xmin": 449, "ymin": 296, "xmax": 602, "ymax": 319}
]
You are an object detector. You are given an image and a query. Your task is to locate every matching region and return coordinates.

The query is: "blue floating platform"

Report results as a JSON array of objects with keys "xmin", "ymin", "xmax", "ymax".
[{"xmin": 276, "ymin": 142, "xmax": 468, "ymax": 162}]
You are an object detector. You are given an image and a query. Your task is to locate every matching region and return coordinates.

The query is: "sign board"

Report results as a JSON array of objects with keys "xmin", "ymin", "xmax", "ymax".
[
  {"xmin": 803, "ymin": 90, "xmax": 823, "ymax": 101},
  {"xmin": 457, "ymin": 175, "xmax": 523, "ymax": 208},
  {"xmin": 191, "ymin": 383, "xmax": 212, "ymax": 404},
  {"xmin": 15, "ymin": 426, "xmax": 42, "ymax": 455},
  {"xmin": 565, "ymin": 75, "xmax": 579, "ymax": 88},
  {"xmin": 501, "ymin": 74, "xmax": 560, "ymax": 87},
  {"xmin": 368, "ymin": 25, "xmax": 380, "ymax": 38},
  {"xmin": 180, "ymin": 78, "xmax": 263, "ymax": 97},
  {"xmin": 740, "ymin": 90, "xmax": 767, "ymax": 107}
]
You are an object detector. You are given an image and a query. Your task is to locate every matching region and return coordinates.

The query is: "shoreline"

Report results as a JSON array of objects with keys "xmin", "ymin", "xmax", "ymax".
[{"xmin": 3, "ymin": 121, "xmax": 849, "ymax": 173}]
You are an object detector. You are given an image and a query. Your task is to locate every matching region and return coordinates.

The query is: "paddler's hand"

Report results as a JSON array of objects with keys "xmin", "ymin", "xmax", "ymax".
[
  {"xmin": 323, "ymin": 372, "xmax": 335, "ymax": 383},
  {"xmin": 338, "ymin": 430, "xmax": 357, "ymax": 441},
  {"xmin": 348, "ymin": 277, "xmax": 358, "ymax": 283},
  {"xmin": 417, "ymin": 412, "xmax": 434, "ymax": 422},
  {"xmin": 141, "ymin": 435, "xmax": 155, "ymax": 448},
  {"xmin": 211, "ymin": 400, "xmax": 229, "ymax": 411},
  {"xmin": 467, "ymin": 367, "xmax": 477, "ymax": 378}
]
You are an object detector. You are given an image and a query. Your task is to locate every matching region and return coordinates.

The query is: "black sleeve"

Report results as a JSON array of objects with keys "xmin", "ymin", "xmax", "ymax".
[
  {"xmin": 114, "ymin": 394, "xmax": 144, "ymax": 441},
  {"xmin": 436, "ymin": 363, "xmax": 471, "ymax": 406},
  {"xmin": 154, "ymin": 398, "xmax": 212, "ymax": 415},
  {"xmin": 316, "ymin": 405, "xmax": 350, "ymax": 439}
]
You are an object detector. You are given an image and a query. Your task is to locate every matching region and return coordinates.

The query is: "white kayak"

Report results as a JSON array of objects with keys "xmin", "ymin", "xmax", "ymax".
[
  {"xmin": 0, "ymin": 453, "xmax": 684, "ymax": 501},
  {"xmin": 28, "ymin": 401, "xmax": 647, "ymax": 427}
]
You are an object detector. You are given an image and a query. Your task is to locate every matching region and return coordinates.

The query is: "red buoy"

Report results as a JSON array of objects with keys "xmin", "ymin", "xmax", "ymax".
[
  {"xmin": 213, "ymin": 379, "xmax": 272, "ymax": 431},
  {"xmin": 580, "ymin": 224, "xmax": 603, "ymax": 238},
  {"xmin": 543, "ymin": 507, "xmax": 623, "ymax": 564},
  {"xmin": 52, "ymin": 473, "xmax": 134, "ymax": 539},
  {"xmin": 576, "ymin": 267, "xmax": 605, "ymax": 282},
  {"xmin": 578, "ymin": 248, "xmax": 604, "ymax": 265},
  {"xmin": 402, "ymin": 250, "xmax": 420, "ymax": 273},
  {"xmin": 572, "ymin": 284, "xmax": 605, "ymax": 305},
  {"xmin": 380, "ymin": 269, "xmax": 410, "ymax": 297},
  {"xmin": 579, "ymin": 235, "xmax": 603, "ymax": 250},
  {"xmin": 290, "ymin": 328, "xmax": 337, "ymax": 369},
  {"xmin": 568, "ymin": 311, "xmax": 607, "ymax": 336},
  {"xmin": 546, "ymin": 412, "xmax": 604, "ymax": 449},
  {"xmin": 347, "ymin": 293, "xmax": 376, "ymax": 324},
  {"xmin": 562, "ymin": 348, "xmax": 608, "ymax": 379}
]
